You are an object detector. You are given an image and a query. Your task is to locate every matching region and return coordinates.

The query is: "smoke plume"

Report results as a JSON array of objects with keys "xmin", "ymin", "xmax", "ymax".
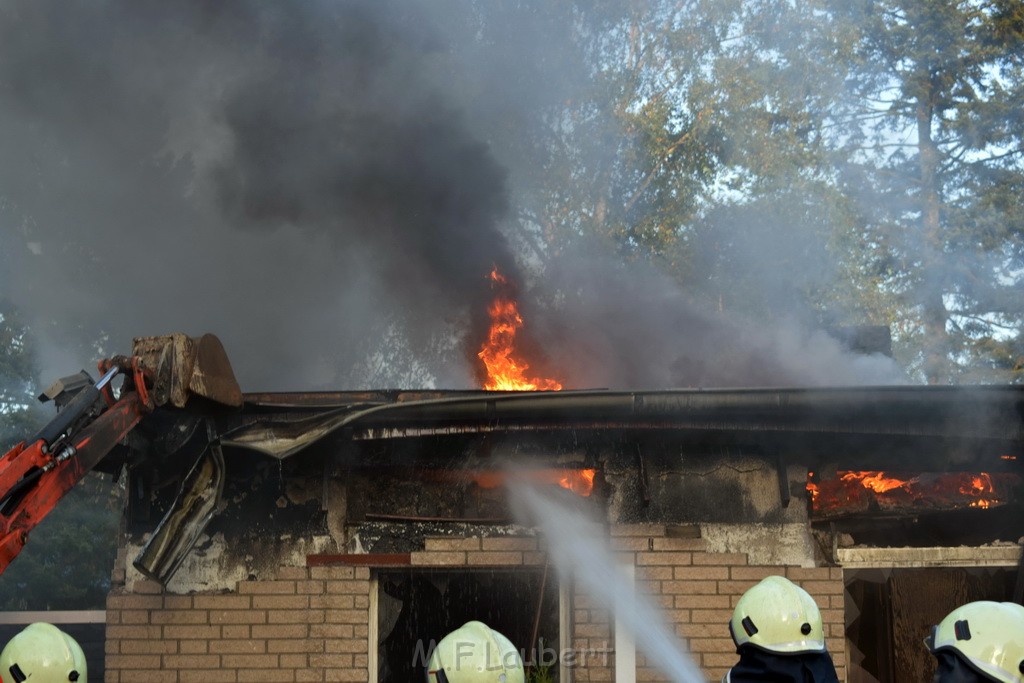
[
  {"xmin": 0, "ymin": 1, "xmax": 518, "ymax": 388},
  {"xmin": 0, "ymin": 0, "xmax": 907, "ymax": 391}
]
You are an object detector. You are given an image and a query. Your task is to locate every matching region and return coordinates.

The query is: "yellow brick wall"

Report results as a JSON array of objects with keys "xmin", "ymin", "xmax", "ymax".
[
  {"xmin": 105, "ymin": 528, "xmax": 846, "ymax": 682},
  {"xmin": 606, "ymin": 524, "xmax": 847, "ymax": 683},
  {"xmin": 105, "ymin": 566, "xmax": 371, "ymax": 682}
]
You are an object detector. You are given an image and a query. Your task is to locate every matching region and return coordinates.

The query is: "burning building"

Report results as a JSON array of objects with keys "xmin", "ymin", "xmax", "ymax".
[
  {"xmin": 2, "ymin": 2, "xmax": 1020, "ymax": 681},
  {"xmin": 97, "ymin": 333, "xmax": 1024, "ymax": 681}
]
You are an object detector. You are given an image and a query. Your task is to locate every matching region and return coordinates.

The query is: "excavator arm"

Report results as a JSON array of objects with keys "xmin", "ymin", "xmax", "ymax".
[{"xmin": 0, "ymin": 333, "xmax": 241, "ymax": 577}]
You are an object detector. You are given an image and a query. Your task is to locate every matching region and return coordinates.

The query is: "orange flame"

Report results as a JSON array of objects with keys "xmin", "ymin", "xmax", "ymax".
[
  {"xmin": 840, "ymin": 471, "xmax": 912, "ymax": 493},
  {"xmin": 809, "ymin": 470, "xmax": 1017, "ymax": 515},
  {"xmin": 466, "ymin": 469, "xmax": 597, "ymax": 496},
  {"xmin": 559, "ymin": 469, "xmax": 597, "ymax": 496},
  {"xmin": 959, "ymin": 473, "xmax": 993, "ymax": 496},
  {"xmin": 478, "ymin": 268, "xmax": 562, "ymax": 391},
  {"xmin": 806, "ymin": 472, "xmax": 819, "ymax": 503}
]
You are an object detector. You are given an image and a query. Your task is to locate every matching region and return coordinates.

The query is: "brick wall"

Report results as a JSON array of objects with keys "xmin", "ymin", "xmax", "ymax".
[
  {"xmin": 105, "ymin": 526, "xmax": 846, "ymax": 682},
  {"xmin": 602, "ymin": 524, "xmax": 847, "ymax": 683},
  {"xmin": 105, "ymin": 566, "xmax": 371, "ymax": 682}
]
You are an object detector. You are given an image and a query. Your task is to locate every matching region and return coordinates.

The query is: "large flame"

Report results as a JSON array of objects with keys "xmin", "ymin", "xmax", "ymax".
[{"xmin": 477, "ymin": 267, "xmax": 562, "ymax": 391}]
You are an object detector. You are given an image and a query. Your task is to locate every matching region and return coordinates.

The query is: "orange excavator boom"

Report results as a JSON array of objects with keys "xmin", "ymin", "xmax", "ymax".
[{"xmin": 0, "ymin": 333, "xmax": 241, "ymax": 576}]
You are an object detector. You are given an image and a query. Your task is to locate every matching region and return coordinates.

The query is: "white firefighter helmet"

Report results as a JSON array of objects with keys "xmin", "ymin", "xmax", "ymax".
[
  {"xmin": 426, "ymin": 621, "xmax": 525, "ymax": 683},
  {"xmin": 928, "ymin": 601, "xmax": 1024, "ymax": 683},
  {"xmin": 729, "ymin": 575, "xmax": 826, "ymax": 655},
  {"xmin": 0, "ymin": 622, "xmax": 87, "ymax": 682}
]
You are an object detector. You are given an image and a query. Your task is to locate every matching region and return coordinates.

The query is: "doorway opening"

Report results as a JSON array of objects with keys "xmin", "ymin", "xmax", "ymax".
[
  {"xmin": 375, "ymin": 568, "xmax": 561, "ymax": 682},
  {"xmin": 844, "ymin": 566, "xmax": 1017, "ymax": 682}
]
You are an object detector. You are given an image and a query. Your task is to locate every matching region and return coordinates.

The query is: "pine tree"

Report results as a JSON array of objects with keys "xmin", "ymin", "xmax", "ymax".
[{"xmin": 828, "ymin": 0, "xmax": 1024, "ymax": 382}]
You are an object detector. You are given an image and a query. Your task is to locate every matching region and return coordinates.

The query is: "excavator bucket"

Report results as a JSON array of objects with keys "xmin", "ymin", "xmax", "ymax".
[{"xmin": 131, "ymin": 333, "xmax": 243, "ymax": 409}]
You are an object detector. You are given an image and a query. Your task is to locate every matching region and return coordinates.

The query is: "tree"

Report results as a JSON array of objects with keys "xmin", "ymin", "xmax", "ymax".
[
  {"xmin": 827, "ymin": 0, "xmax": 1024, "ymax": 382},
  {"xmin": 490, "ymin": 0, "xmax": 731, "ymax": 271},
  {"xmin": 600, "ymin": 0, "xmax": 1024, "ymax": 382},
  {"xmin": 520, "ymin": 0, "xmax": 891, "ymax": 332},
  {"xmin": 0, "ymin": 474, "xmax": 120, "ymax": 611},
  {"xmin": 681, "ymin": 0, "xmax": 869, "ymax": 322},
  {"xmin": 0, "ymin": 301, "xmax": 119, "ymax": 610},
  {"xmin": 0, "ymin": 300, "xmax": 39, "ymax": 446}
]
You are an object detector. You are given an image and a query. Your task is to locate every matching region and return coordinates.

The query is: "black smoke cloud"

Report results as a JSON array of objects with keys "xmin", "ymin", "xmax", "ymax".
[
  {"xmin": 209, "ymin": 5, "xmax": 512, "ymax": 302},
  {"xmin": 214, "ymin": 86, "xmax": 510, "ymax": 310},
  {"xmin": 0, "ymin": 0, "xmax": 906, "ymax": 392},
  {"xmin": 0, "ymin": 1, "xmax": 515, "ymax": 389}
]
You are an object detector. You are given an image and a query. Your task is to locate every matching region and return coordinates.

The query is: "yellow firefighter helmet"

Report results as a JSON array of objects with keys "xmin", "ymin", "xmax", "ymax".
[
  {"xmin": 729, "ymin": 575, "xmax": 826, "ymax": 655},
  {"xmin": 426, "ymin": 621, "xmax": 525, "ymax": 683},
  {"xmin": 0, "ymin": 622, "xmax": 87, "ymax": 682},
  {"xmin": 928, "ymin": 601, "xmax": 1024, "ymax": 683}
]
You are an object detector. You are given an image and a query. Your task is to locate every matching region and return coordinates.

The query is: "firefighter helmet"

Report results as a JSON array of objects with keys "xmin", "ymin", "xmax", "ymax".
[
  {"xmin": 0, "ymin": 622, "xmax": 87, "ymax": 682},
  {"xmin": 729, "ymin": 576, "xmax": 826, "ymax": 655},
  {"xmin": 426, "ymin": 621, "xmax": 525, "ymax": 683},
  {"xmin": 928, "ymin": 601, "xmax": 1024, "ymax": 683}
]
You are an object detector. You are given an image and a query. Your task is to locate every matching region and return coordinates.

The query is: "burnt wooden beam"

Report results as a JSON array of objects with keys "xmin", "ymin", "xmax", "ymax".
[
  {"xmin": 636, "ymin": 445, "xmax": 650, "ymax": 507},
  {"xmin": 775, "ymin": 450, "xmax": 790, "ymax": 508}
]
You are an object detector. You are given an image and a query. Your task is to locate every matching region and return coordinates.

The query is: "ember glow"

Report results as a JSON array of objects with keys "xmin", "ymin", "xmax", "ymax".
[
  {"xmin": 477, "ymin": 268, "xmax": 562, "ymax": 391},
  {"xmin": 809, "ymin": 470, "xmax": 1019, "ymax": 517},
  {"xmin": 462, "ymin": 469, "xmax": 597, "ymax": 497},
  {"xmin": 960, "ymin": 473, "xmax": 994, "ymax": 496},
  {"xmin": 960, "ymin": 475, "xmax": 997, "ymax": 508},
  {"xmin": 806, "ymin": 472, "xmax": 819, "ymax": 504}
]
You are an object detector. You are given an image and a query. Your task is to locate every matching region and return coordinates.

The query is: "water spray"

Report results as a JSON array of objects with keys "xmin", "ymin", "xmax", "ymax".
[{"xmin": 507, "ymin": 478, "xmax": 706, "ymax": 683}]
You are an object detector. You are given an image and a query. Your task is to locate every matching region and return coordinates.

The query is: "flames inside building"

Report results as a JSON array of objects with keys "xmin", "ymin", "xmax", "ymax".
[
  {"xmin": 18, "ymin": 316, "xmax": 1020, "ymax": 681},
  {"xmin": 98, "ymin": 377, "xmax": 1024, "ymax": 682}
]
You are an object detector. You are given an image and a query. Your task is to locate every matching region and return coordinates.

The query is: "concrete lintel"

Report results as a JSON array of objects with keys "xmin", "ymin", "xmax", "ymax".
[{"xmin": 838, "ymin": 545, "xmax": 1022, "ymax": 569}]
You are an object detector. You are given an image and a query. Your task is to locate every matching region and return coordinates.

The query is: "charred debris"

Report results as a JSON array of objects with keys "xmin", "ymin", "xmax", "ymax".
[{"xmin": 102, "ymin": 382, "xmax": 1024, "ymax": 587}]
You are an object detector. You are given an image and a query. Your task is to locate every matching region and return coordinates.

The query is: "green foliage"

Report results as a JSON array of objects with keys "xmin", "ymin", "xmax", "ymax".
[
  {"xmin": 822, "ymin": 0, "xmax": 1024, "ymax": 382},
  {"xmin": 527, "ymin": 664, "xmax": 555, "ymax": 683},
  {"xmin": 0, "ymin": 300, "xmax": 40, "ymax": 446},
  {"xmin": 0, "ymin": 302, "xmax": 120, "ymax": 609},
  {"xmin": 512, "ymin": 1, "xmax": 733, "ymax": 266},
  {"xmin": 536, "ymin": 0, "xmax": 1024, "ymax": 382},
  {"xmin": 0, "ymin": 474, "xmax": 120, "ymax": 610}
]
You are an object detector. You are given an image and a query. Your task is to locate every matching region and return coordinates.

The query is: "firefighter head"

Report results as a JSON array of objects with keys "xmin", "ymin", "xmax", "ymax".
[
  {"xmin": 729, "ymin": 576, "xmax": 827, "ymax": 655},
  {"xmin": 928, "ymin": 601, "xmax": 1024, "ymax": 683},
  {"xmin": 0, "ymin": 622, "xmax": 87, "ymax": 682},
  {"xmin": 426, "ymin": 621, "xmax": 525, "ymax": 683}
]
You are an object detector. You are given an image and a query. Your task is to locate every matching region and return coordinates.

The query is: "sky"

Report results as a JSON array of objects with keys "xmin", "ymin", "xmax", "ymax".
[{"xmin": 0, "ymin": 0, "xmax": 907, "ymax": 391}]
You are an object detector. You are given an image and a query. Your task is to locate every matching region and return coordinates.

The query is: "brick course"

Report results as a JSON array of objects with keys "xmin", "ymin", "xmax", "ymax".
[
  {"xmin": 104, "ymin": 566, "xmax": 370, "ymax": 682},
  {"xmin": 105, "ymin": 529, "xmax": 846, "ymax": 682},
  {"xmin": 581, "ymin": 524, "xmax": 847, "ymax": 682}
]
